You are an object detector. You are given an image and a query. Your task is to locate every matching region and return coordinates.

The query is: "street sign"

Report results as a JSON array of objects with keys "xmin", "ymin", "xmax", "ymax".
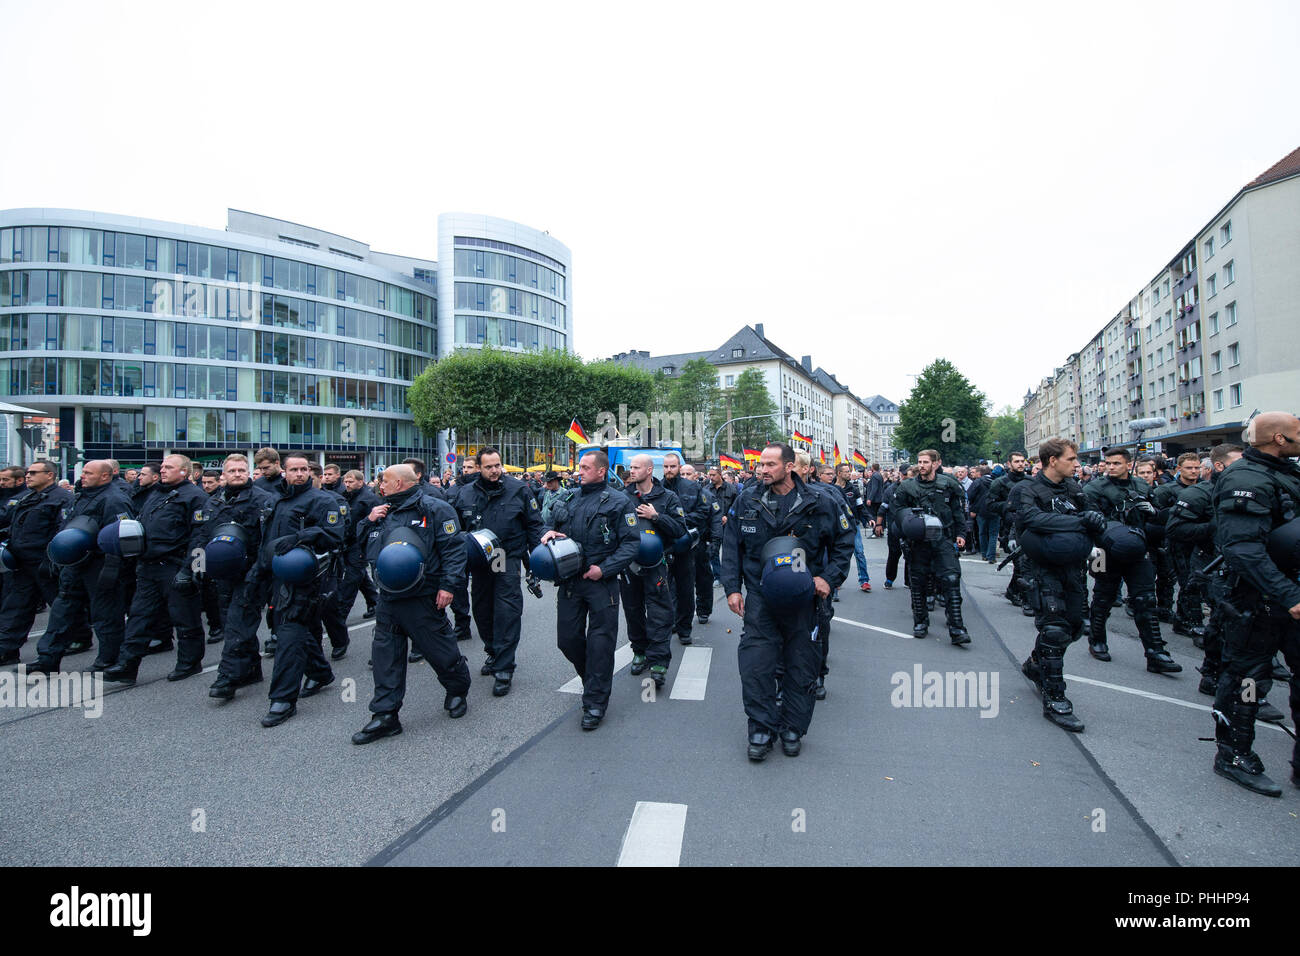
[{"xmin": 446, "ymin": 453, "xmax": 457, "ymax": 463}]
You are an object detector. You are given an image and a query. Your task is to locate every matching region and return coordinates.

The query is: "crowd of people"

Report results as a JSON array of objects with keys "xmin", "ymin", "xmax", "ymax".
[{"xmin": 1, "ymin": 414, "xmax": 1296, "ymax": 795}]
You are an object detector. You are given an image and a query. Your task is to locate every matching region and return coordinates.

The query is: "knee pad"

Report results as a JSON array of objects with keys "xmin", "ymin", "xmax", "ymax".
[
  {"xmin": 938, "ymin": 570, "xmax": 961, "ymax": 589},
  {"xmin": 1040, "ymin": 626, "xmax": 1072, "ymax": 652},
  {"xmin": 1130, "ymin": 592, "xmax": 1156, "ymax": 614}
]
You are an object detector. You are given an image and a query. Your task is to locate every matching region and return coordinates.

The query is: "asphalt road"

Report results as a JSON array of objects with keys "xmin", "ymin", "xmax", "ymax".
[{"xmin": 1, "ymin": 534, "xmax": 1296, "ymax": 866}]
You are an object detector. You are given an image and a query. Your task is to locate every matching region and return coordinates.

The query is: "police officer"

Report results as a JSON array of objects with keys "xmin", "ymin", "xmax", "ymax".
[
  {"xmin": 338, "ymin": 469, "xmax": 380, "ymax": 621},
  {"xmin": 311, "ymin": 467, "xmax": 352, "ymax": 660},
  {"xmin": 1208, "ymin": 412, "xmax": 1300, "ymax": 796},
  {"xmin": 207, "ymin": 453, "xmax": 277, "ymax": 700},
  {"xmin": 103, "ymin": 455, "xmax": 210, "ymax": 683},
  {"xmin": 1082, "ymin": 447, "xmax": 1181, "ymax": 673},
  {"xmin": 663, "ymin": 453, "xmax": 710, "ymax": 646},
  {"xmin": 0, "ymin": 461, "xmax": 74, "ymax": 666},
  {"xmin": 253, "ymin": 447, "xmax": 284, "ymax": 496},
  {"xmin": 541, "ymin": 449, "xmax": 640, "ymax": 731},
  {"xmin": 987, "ymin": 451, "xmax": 1032, "ymax": 611},
  {"xmin": 681, "ymin": 464, "xmax": 721, "ymax": 623},
  {"xmin": 249, "ymin": 453, "xmax": 345, "ymax": 727},
  {"xmin": 723, "ymin": 443, "xmax": 854, "ymax": 760},
  {"xmin": 459, "ymin": 446, "xmax": 544, "ymax": 696},
  {"xmin": 352, "ymin": 463, "xmax": 472, "ymax": 743},
  {"xmin": 833, "ymin": 461, "xmax": 871, "ymax": 592},
  {"xmin": 1013, "ymin": 438, "xmax": 1104, "ymax": 732},
  {"xmin": 621, "ymin": 453, "xmax": 686, "ymax": 689},
  {"xmin": 1154, "ymin": 452, "xmax": 1206, "ymax": 637},
  {"xmin": 424, "ymin": 455, "xmax": 472, "ymax": 645},
  {"xmin": 1163, "ymin": 444, "xmax": 1289, "ymax": 719},
  {"xmin": 705, "ymin": 466, "xmax": 737, "ymax": 585},
  {"xmin": 1138, "ymin": 457, "xmax": 1177, "ymax": 623},
  {"xmin": 31, "ymin": 460, "xmax": 135, "ymax": 674},
  {"xmin": 891, "ymin": 450, "xmax": 971, "ymax": 644}
]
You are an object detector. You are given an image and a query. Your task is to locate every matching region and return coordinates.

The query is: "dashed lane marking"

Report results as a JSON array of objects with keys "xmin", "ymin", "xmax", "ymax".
[
  {"xmin": 1063, "ymin": 673, "xmax": 1293, "ymax": 735},
  {"xmin": 834, "ymin": 616, "xmax": 916, "ymax": 640}
]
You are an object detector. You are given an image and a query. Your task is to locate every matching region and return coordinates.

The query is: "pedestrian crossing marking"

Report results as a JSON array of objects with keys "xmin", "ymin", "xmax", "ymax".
[
  {"xmin": 617, "ymin": 801, "xmax": 687, "ymax": 867},
  {"xmin": 669, "ymin": 646, "xmax": 712, "ymax": 700},
  {"xmin": 558, "ymin": 642, "xmax": 633, "ymax": 694}
]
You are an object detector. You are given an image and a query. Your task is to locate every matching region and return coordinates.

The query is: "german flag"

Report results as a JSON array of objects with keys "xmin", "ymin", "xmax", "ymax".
[
  {"xmin": 791, "ymin": 429, "xmax": 813, "ymax": 445},
  {"xmin": 565, "ymin": 418, "xmax": 589, "ymax": 445},
  {"xmin": 818, "ymin": 447, "xmax": 827, "ymax": 464},
  {"xmin": 833, "ymin": 442, "xmax": 842, "ymax": 465},
  {"xmin": 852, "ymin": 448, "xmax": 869, "ymax": 468},
  {"xmin": 742, "ymin": 447, "xmax": 761, "ymax": 464},
  {"xmin": 719, "ymin": 452, "xmax": 743, "ymax": 469}
]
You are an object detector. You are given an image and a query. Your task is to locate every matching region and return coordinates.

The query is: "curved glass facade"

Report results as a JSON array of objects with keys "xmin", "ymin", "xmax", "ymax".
[
  {"xmin": 0, "ymin": 211, "xmax": 439, "ymax": 470},
  {"xmin": 438, "ymin": 215, "xmax": 571, "ymax": 358}
]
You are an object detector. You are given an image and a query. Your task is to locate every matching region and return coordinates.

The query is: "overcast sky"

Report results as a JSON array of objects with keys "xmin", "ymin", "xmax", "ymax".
[{"xmin": 3, "ymin": 0, "xmax": 1296, "ymax": 413}]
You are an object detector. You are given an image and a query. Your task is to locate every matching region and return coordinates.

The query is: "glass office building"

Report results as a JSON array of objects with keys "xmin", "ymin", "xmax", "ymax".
[{"xmin": 0, "ymin": 208, "xmax": 571, "ymax": 474}]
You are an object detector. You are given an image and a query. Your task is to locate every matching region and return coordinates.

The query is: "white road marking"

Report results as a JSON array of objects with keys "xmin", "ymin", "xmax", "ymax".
[
  {"xmin": 1064, "ymin": 673, "xmax": 1292, "ymax": 735},
  {"xmin": 834, "ymin": 616, "xmax": 916, "ymax": 640},
  {"xmin": 559, "ymin": 642, "xmax": 634, "ymax": 694},
  {"xmin": 617, "ymin": 801, "xmax": 688, "ymax": 867},
  {"xmin": 201, "ymin": 665, "xmax": 218, "ymax": 674},
  {"xmin": 670, "ymin": 646, "xmax": 712, "ymax": 700}
]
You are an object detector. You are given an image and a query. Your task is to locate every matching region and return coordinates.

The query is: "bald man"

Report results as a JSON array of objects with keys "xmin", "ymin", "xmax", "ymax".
[
  {"xmin": 352, "ymin": 462, "xmax": 471, "ymax": 743},
  {"xmin": 1209, "ymin": 411, "xmax": 1300, "ymax": 796},
  {"xmin": 28, "ymin": 461, "xmax": 135, "ymax": 674}
]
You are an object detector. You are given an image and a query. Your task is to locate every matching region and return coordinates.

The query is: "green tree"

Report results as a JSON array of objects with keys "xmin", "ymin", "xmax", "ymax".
[
  {"xmin": 667, "ymin": 357, "xmax": 722, "ymax": 434},
  {"xmin": 719, "ymin": 367, "xmax": 779, "ymax": 455},
  {"xmin": 408, "ymin": 347, "xmax": 653, "ymax": 455},
  {"xmin": 895, "ymin": 358, "xmax": 990, "ymax": 464},
  {"xmin": 984, "ymin": 405, "xmax": 1026, "ymax": 460}
]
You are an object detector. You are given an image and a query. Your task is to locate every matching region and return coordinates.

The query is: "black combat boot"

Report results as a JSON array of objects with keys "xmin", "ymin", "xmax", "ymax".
[
  {"xmin": 910, "ymin": 586, "xmax": 929, "ymax": 638},
  {"xmin": 943, "ymin": 581, "xmax": 970, "ymax": 645}
]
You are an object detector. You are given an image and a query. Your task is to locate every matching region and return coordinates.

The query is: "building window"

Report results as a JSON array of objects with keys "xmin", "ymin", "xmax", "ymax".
[
  {"xmin": 731, "ymin": 347, "xmax": 743, "ymax": 358},
  {"xmin": 1208, "ymin": 312, "xmax": 1219, "ymax": 335},
  {"xmin": 1220, "ymin": 220, "xmax": 1232, "ymax": 245},
  {"xmin": 1230, "ymin": 383, "xmax": 1242, "ymax": 407},
  {"xmin": 725, "ymin": 374, "xmax": 735, "ymax": 387},
  {"xmin": 1228, "ymin": 343, "xmax": 1239, "ymax": 366},
  {"xmin": 1222, "ymin": 260, "xmax": 1235, "ymax": 286},
  {"xmin": 1212, "ymin": 389, "xmax": 1223, "ymax": 410},
  {"xmin": 662, "ymin": 366, "xmax": 675, "ymax": 375},
  {"xmin": 1162, "ymin": 279, "xmax": 1170, "ymax": 298},
  {"xmin": 1225, "ymin": 301, "xmax": 1237, "ymax": 326},
  {"xmin": 1204, "ymin": 236, "xmax": 1214, "ymax": 260},
  {"xmin": 1211, "ymin": 351, "xmax": 1222, "ymax": 374},
  {"xmin": 1206, "ymin": 274, "xmax": 1217, "ymax": 297}
]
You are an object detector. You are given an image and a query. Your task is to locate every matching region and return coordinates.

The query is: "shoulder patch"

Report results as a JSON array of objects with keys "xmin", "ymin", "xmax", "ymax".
[
  {"xmin": 839, "ymin": 513, "xmax": 850, "ymax": 530},
  {"xmin": 625, "ymin": 512, "xmax": 637, "ymax": 527},
  {"xmin": 193, "ymin": 509, "xmax": 205, "ymax": 521},
  {"xmin": 712, "ymin": 501, "xmax": 720, "ymax": 511},
  {"xmin": 676, "ymin": 507, "xmax": 685, "ymax": 517},
  {"xmin": 327, "ymin": 511, "xmax": 339, "ymax": 524},
  {"xmin": 530, "ymin": 498, "xmax": 538, "ymax": 510},
  {"xmin": 443, "ymin": 520, "xmax": 457, "ymax": 535}
]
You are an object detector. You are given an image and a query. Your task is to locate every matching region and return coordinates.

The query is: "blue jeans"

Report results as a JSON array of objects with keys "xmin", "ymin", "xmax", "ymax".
[
  {"xmin": 978, "ymin": 515, "xmax": 1000, "ymax": 561},
  {"xmin": 853, "ymin": 529, "xmax": 870, "ymax": 584}
]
